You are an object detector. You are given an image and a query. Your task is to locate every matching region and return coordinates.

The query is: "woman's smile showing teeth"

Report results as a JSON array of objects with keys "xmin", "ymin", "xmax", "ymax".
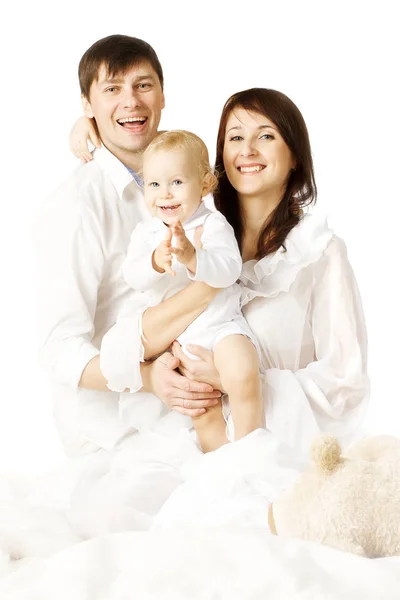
[{"xmin": 237, "ymin": 164, "xmax": 266, "ymax": 173}]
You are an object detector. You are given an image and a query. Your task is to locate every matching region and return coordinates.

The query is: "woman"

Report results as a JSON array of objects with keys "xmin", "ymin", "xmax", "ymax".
[{"xmin": 70, "ymin": 88, "xmax": 369, "ymax": 454}]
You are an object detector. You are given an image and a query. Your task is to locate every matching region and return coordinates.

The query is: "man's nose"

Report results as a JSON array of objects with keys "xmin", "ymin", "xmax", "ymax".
[{"xmin": 122, "ymin": 88, "xmax": 141, "ymax": 109}]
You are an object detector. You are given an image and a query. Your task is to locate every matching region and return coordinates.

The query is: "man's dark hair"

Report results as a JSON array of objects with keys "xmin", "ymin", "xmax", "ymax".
[{"xmin": 79, "ymin": 34, "xmax": 164, "ymax": 99}]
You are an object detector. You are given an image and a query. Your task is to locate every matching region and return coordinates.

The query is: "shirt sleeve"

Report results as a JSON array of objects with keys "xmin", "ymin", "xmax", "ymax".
[
  {"xmin": 262, "ymin": 237, "xmax": 369, "ymax": 454},
  {"xmin": 122, "ymin": 222, "xmax": 165, "ymax": 291},
  {"xmin": 34, "ymin": 192, "xmax": 104, "ymax": 387},
  {"xmin": 188, "ymin": 212, "xmax": 242, "ymax": 288}
]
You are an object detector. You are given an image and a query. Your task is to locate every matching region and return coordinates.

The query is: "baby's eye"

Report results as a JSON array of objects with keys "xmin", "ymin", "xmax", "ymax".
[
  {"xmin": 172, "ymin": 179, "xmax": 183, "ymax": 186},
  {"xmin": 149, "ymin": 182, "xmax": 159, "ymax": 188}
]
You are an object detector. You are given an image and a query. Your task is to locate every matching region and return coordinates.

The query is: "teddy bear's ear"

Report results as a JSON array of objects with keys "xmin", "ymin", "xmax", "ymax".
[{"xmin": 311, "ymin": 434, "xmax": 342, "ymax": 475}]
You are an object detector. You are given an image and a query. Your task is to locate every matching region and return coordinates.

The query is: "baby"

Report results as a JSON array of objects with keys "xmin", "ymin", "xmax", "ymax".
[{"xmin": 102, "ymin": 130, "xmax": 264, "ymax": 452}]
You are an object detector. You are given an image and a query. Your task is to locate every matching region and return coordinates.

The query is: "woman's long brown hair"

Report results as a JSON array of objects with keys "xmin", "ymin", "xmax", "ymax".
[{"xmin": 214, "ymin": 88, "xmax": 317, "ymax": 259}]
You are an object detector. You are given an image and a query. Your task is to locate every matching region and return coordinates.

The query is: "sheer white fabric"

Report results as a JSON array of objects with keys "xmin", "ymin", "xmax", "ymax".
[{"xmin": 231, "ymin": 211, "xmax": 369, "ymax": 453}]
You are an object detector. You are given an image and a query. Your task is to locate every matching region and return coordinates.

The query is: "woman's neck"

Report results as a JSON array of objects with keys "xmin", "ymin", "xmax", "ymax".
[
  {"xmin": 240, "ymin": 193, "xmax": 280, "ymax": 237},
  {"xmin": 239, "ymin": 192, "xmax": 281, "ymax": 262}
]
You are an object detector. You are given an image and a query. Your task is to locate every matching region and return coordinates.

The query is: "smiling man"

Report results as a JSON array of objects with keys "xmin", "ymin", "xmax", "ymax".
[{"xmin": 35, "ymin": 35, "xmax": 219, "ymax": 456}]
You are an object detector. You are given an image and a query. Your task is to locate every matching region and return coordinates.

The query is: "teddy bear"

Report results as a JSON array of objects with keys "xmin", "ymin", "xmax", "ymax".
[{"xmin": 269, "ymin": 433, "xmax": 400, "ymax": 558}]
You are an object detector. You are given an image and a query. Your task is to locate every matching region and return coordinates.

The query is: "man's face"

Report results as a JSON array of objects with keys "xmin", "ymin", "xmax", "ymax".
[{"xmin": 82, "ymin": 61, "xmax": 165, "ymax": 165}]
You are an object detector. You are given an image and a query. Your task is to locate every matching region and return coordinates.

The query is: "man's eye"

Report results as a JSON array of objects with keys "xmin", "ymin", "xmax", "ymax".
[
  {"xmin": 105, "ymin": 87, "xmax": 118, "ymax": 93},
  {"xmin": 172, "ymin": 180, "xmax": 183, "ymax": 186},
  {"xmin": 138, "ymin": 83, "xmax": 151, "ymax": 90},
  {"xmin": 149, "ymin": 182, "xmax": 159, "ymax": 188}
]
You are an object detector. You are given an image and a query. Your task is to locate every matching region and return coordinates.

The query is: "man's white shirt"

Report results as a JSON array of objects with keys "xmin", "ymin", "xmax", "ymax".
[{"xmin": 34, "ymin": 147, "xmax": 151, "ymax": 455}]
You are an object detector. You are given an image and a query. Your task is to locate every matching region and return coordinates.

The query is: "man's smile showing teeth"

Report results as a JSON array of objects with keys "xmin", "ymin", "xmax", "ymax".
[
  {"xmin": 117, "ymin": 117, "xmax": 147, "ymax": 129},
  {"xmin": 238, "ymin": 165, "xmax": 266, "ymax": 173}
]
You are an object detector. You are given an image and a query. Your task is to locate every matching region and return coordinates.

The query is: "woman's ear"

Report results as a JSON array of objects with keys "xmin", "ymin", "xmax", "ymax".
[{"xmin": 81, "ymin": 95, "xmax": 94, "ymax": 119}]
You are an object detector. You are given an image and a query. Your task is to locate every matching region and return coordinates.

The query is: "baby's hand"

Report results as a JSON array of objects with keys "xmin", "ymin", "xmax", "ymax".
[
  {"xmin": 170, "ymin": 221, "xmax": 197, "ymax": 273},
  {"xmin": 153, "ymin": 227, "xmax": 176, "ymax": 276},
  {"xmin": 69, "ymin": 116, "xmax": 102, "ymax": 163}
]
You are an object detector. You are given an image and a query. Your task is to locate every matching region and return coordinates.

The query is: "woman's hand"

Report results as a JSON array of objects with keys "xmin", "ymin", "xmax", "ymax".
[
  {"xmin": 171, "ymin": 341, "xmax": 224, "ymax": 392},
  {"xmin": 69, "ymin": 116, "xmax": 102, "ymax": 162}
]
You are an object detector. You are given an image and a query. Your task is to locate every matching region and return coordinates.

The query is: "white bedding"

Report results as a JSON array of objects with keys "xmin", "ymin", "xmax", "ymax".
[{"xmin": 1, "ymin": 428, "xmax": 399, "ymax": 599}]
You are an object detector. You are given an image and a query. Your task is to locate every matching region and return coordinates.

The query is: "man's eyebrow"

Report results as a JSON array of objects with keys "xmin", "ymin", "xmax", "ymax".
[
  {"xmin": 99, "ymin": 73, "xmax": 156, "ymax": 85},
  {"xmin": 226, "ymin": 124, "xmax": 277, "ymax": 134}
]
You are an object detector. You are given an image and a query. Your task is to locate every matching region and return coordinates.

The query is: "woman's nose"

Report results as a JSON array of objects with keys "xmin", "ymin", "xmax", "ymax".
[{"xmin": 240, "ymin": 140, "xmax": 257, "ymax": 157}]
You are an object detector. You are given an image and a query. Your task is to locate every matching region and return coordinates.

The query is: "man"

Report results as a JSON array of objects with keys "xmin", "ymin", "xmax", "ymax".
[{"xmin": 36, "ymin": 35, "xmax": 219, "ymax": 456}]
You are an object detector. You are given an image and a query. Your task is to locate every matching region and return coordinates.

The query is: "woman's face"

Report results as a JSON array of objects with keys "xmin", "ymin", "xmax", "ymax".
[{"xmin": 222, "ymin": 107, "xmax": 295, "ymax": 200}]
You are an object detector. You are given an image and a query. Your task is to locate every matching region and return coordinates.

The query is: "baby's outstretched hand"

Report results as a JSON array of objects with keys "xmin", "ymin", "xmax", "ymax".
[
  {"xmin": 153, "ymin": 227, "xmax": 176, "ymax": 276},
  {"xmin": 170, "ymin": 221, "xmax": 197, "ymax": 273}
]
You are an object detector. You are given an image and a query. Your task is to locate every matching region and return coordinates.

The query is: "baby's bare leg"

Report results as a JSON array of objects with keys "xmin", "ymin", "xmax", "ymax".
[
  {"xmin": 192, "ymin": 403, "xmax": 228, "ymax": 453},
  {"xmin": 214, "ymin": 335, "xmax": 264, "ymax": 440}
]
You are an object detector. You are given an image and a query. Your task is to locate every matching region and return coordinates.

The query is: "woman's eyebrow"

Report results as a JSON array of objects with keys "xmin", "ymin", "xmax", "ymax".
[{"xmin": 227, "ymin": 124, "xmax": 277, "ymax": 133}]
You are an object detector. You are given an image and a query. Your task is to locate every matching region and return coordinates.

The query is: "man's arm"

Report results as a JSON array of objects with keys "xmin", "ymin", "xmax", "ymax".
[
  {"xmin": 35, "ymin": 190, "xmax": 105, "ymax": 390},
  {"xmin": 79, "ymin": 353, "xmax": 221, "ymax": 417}
]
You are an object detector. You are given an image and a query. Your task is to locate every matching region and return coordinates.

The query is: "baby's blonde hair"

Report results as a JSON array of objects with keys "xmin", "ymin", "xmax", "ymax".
[{"xmin": 143, "ymin": 130, "xmax": 218, "ymax": 196}]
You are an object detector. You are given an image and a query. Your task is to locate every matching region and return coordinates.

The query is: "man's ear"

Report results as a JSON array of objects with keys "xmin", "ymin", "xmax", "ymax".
[{"xmin": 81, "ymin": 95, "xmax": 94, "ymax": 119}]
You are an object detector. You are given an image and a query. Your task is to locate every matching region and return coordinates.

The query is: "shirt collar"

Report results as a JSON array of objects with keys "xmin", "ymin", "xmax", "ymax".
[
  {"xmin": 125, "ymin": 166, "xmax": 144, "ymax": 188},
  {"xmin": 93, "ymin": 146, "xmax": 141, "ymax": 199}
]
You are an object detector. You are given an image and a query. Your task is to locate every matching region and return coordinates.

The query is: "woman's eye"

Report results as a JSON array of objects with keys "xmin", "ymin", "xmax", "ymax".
[
  {"xmin": 229, "ymin": 136, "xmax": 243, "ymax": 142},
  {"xmin": 260, "ymin": 134, "xmax": 273, "ymax": 140},
  {"xmin": 172, "ymin": 179, "xmax": 183, "ymax": 186}
]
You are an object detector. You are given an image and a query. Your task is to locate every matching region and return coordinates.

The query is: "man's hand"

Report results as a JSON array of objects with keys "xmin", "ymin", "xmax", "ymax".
[
  {"xmin": 170, "ymin": 221, "xmax": 197, "ymax": 273},
  {"xmin": 141, "ymin": 352, "xmax": 221, "ymax": 416},
  {"xmin": 172, "ymin": 341, "xmax": 224, "ymax": 392},
  {"xmin": 153, "ymin": 227, "xmax": 176, "ymax": 276}
]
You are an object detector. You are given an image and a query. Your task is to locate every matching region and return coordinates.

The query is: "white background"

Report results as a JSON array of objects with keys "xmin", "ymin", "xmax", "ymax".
[{"xmin": 0, "ymin": 0, "xmax": 399, "ymax": 473}]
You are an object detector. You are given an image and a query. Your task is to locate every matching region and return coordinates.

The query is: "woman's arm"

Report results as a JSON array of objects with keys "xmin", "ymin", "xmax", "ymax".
[
  {"xmin": 69, "ymin": 116, "xmax": 101, "ymax": 162},
  {"xmin": 262, "ymin": 236, "xmax": 369, "ymax": 454},
  {"xmin": 142, "ymin": 281, "xmax": 220, "ymax": 359}
]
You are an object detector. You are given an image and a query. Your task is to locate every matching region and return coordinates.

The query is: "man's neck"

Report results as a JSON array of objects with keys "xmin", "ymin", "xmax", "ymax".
[{"xmin": 102, "ymin": 142, "xmax": 143, "ymax": 173}]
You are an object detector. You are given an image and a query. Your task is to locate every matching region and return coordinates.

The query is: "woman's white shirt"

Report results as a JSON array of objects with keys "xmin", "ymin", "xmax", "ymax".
[{"xmin": 237, "ymin": 212, "xmax": 369, "ymax": 453}]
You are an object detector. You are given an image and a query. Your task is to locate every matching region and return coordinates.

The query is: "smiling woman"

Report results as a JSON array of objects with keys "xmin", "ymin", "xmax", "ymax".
[{"xmin": 216, "ymin": 88, "xmax": 316, "ymax": 262}]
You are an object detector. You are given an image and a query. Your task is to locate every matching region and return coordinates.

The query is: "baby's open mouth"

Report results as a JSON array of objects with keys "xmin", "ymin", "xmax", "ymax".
[{"xmin": 158, "ymin": 205, "xmax": 180, "ymax": 213}]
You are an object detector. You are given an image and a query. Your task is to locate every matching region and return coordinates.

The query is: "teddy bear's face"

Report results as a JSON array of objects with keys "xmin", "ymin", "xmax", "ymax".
[{"xmin": 272, "ymin": 444, "xmax": 400, "ymax": 558}]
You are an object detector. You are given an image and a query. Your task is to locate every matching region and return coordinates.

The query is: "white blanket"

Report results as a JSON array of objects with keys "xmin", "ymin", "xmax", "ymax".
[{"xmin": 1, "ymin": 428, "xmax": 399, "ymax": 599}]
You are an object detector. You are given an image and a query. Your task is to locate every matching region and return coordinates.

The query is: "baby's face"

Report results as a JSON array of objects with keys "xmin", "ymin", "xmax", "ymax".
[{"xmin": 143, "ymin": 148, "xmax": 204, "ymax": 225}]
